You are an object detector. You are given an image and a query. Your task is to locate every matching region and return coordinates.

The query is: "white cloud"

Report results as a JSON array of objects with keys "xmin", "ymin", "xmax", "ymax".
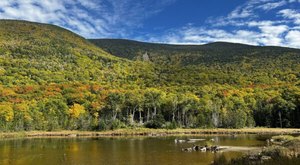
[
  {"xmin": 144, "ymin": 0, "xmax": 300, "ymax": 48},
  {"xmin": 147, "ymin": 27, "xmax": 262, "ymax": 46},
  {"xmin": 0, "ymin": 0, "xmax": 175, "ymax": 38},
  {"xmin": 0, "ymin": 0, "xmax": 103, "ymax": 37},
  {"xmin": 257, "ymin": 1, "xmax": 286, "ymax": 11},
  {"xmin": 226, "ymin": 0, "xmax": 281, "ymax": 19},
  {"xmin": 285, "ymin": 30, "xmax": 300, "ymax": 47},
  {"xmin": 257, "ymin": 24, "xmax": 288, "ymax": 46},
  {"xmin": 228, "ymin": 6, "xmax": 253, "ymax": 19},
  {"xmin": 147, "ymin": 25, "xmax": 292, "ymax": 47},
  {"xmin": 211, "ymin": 0, "xmax": 290, "ymax": 27},
  {"xmin": 279, "ymin": 9, "xmax": 300, "ymax": 24}
]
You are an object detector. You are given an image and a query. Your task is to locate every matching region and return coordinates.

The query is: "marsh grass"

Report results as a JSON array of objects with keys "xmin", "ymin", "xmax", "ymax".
[{"xmin": 0, "ymin": 128, "xmax": 299, "ymax": 139}]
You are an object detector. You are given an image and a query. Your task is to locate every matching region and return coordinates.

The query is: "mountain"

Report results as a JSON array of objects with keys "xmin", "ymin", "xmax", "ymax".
[
  {"xmin": 89, "ymin": 39, "xmax": 300, "ymax": 65},
  {"xmin": 90, "ymin": 38, "xmax": 300, "ymax": 87},
  {"xmin": 0, "ymin": 20, "xmax": 300, "ymax": 131},
  {"xmin": 0, "ymin": 20, "xmax": 155, "ymax": 86}
]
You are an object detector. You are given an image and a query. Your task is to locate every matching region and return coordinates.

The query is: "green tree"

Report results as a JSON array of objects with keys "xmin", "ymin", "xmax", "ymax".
[
  {"xmin": 38, "ymin": 98, "xmax": 68, "ymax": 130},
  {"xmin": 106, "ymin": 91, "xmax": 125, "ymax": 121},
  {"xmin": 144, "ymin": 88, "xmax": 166, "ymax": 122}
]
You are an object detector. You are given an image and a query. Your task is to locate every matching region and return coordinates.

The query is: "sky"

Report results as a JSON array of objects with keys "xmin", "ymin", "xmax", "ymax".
[{"xmin": 0, "ymin": 0, "xmax": 300, "ymax": 48}]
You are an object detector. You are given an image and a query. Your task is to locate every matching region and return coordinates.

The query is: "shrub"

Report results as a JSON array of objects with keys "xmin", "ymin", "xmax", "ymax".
[
  {"xmin": 98, "ymin": 120, "xmax": 107, "ymax": 131},
  {"xmin": 111, "ymin": 119, "xmax": 126, "ymax": 130},
  {"xmin": 164, "ymin": 121, "xmax": 177, "ymax": 129},
  {"xmin": 145, "ymin": 115, "xmax": 165, "ymax": 129}
]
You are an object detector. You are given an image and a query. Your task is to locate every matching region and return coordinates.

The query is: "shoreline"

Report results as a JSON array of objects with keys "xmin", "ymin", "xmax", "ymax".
[{"xmin": 1, "ymin": 128, "xmax": 300, "ymax": 139}]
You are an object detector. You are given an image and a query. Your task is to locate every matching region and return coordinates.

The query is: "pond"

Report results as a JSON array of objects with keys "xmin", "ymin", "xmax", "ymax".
[{"xmin": 0, "ymin": 134, "xmax": 271, "ymax": 165}]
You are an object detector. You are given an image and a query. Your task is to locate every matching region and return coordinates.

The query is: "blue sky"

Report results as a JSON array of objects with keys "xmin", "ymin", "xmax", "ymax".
[{"xmin": 0, "ymin": 0, "xmax": 300, "ymax": 48}]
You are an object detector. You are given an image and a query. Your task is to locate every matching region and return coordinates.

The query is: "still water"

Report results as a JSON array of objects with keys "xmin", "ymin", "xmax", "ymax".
[{"xmin": 0, "ymin": 134, "xmax": 269, "ymax": 165}]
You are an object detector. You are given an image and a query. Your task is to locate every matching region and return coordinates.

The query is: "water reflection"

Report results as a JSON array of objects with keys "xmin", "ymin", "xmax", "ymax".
[{"xmin": 0, "ymin": 135, "xmax": 270, "ymax": 165}]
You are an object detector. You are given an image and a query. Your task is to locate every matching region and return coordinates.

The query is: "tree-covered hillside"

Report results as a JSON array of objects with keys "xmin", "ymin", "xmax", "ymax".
[
  {"xmin": 89, "ymin": 39, "xmax": 300, "ymax": 65},
  {"xmin": 0, "ymin": 20, "xmax": 157, "ymax": 86},
  {"xmin": 0, "ymin": 20, "xmax": 299, "ymax": 132}
]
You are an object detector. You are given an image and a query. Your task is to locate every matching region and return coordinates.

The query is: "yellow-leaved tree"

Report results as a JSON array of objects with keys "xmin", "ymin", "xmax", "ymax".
[
  {"xmin": 0, "ymin": 102, "xmax": 14, "ymax": 131},
  {"xmin": 0, "ymin": 102, "xmax": 14, "ymax": 122},
  {"xmin": 68, "ymin": 103, "xmax": 85, "ymax": 119}
]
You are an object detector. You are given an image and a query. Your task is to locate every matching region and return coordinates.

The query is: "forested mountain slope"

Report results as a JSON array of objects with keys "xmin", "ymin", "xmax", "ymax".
[
  {"xmin": 0, "ymin": 20, "xmax": 156, "ymax": 86},
  {"xmin": 90, "ymin": 39, "xmax": 300, "ymax": 87},
  {"xmin": 0, "ymin": 20, "xmax": 299, "ymax": 132},
  {"xmin": 89, "ymin": 39, "xmax": 300, "ymax": 65}
]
